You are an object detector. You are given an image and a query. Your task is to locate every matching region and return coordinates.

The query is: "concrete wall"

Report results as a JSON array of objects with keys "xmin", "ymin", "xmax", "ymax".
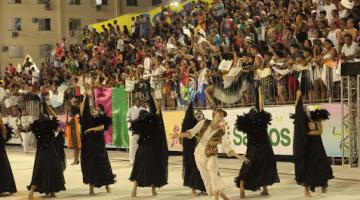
[{"xmin": 0, "ymin": 0, "xmax": 119, "ymax": 74}]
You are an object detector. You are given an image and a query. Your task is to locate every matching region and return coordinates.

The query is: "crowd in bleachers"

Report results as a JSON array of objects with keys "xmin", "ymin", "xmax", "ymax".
[{"xmin": 2, "ymin": 0, "xmax": 360, "ymax": 113}]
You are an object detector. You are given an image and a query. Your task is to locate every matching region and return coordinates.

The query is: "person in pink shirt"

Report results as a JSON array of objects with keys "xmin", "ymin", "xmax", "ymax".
[{"xmin": 7, "ymin": 63, "xmax": 16, "ymax": 75}]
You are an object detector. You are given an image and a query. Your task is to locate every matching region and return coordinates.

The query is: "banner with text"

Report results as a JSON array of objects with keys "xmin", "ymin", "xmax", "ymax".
[{"xmin": 164, "ymin": 104, "xmax": 343, "ymax": 157}]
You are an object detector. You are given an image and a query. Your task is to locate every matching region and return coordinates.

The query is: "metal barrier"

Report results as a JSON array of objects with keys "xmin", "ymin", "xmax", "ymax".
[
  {"xmin": 124, "ymin": 75, "xmax": 342, "ymax": 110},
  {"xmin": 1, "ymin": 94, "xmax": 41, "ymax": 117},
  {"xmin": 341, "ymin": 75, "xmax": 359, "ymax": 168},
  {"xmin": 149, "ymin": 70, "xmax": 342, "ymax": 110}
]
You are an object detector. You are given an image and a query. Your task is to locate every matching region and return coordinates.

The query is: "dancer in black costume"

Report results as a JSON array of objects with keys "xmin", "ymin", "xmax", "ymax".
[
  {"xmin": 235, "ymin": 86, "xmax": 279, "ymax": 198},
  {"xmin": 181, "ymin": 102, "xmax": 206, "ymax": 196},
  {"xmin": 129, "ymin": 93, "xmax": 168, "ymax": 197},
  {"xmin": 28, "ymin": 101, "xmax": 66, "ymax": 199},
  {"xmin": 80, "ymin": 95, "xmax": 115, "ymax": 195},
  {"xmin": 292, "ymin": 90, "xmax": 334, "ymax": 197},
  {"xmin": 0, "ymin": 114, "xmax": 17, "ymax": 195}
]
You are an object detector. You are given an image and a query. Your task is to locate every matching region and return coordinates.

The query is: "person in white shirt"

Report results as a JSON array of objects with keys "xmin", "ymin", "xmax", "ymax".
[
  {"xmin": 126, "ymin": 98, "xmax": 144, "ymax": 165},
  {"xmin": 0, "ymin": 86, "xmax": 6, "ymax": 104},
  {"xmin": 149, "ymin": 58, "xmax": 164, "ymax": 99},
  {"xmin": 177, "ymin": 109, "xmax": 249, "ymax": 200},
  {"xmin": 341, "ymin": 33, "xmax": 359, "ymax": 61},
  {"xmin": 16, "ymin": 108, "xmax": 33, "ymax": 153},
  {"xmin": 116, "ymin": 35, "xmax": 125, "ymax": 53},
  {"xmin": 31, "ymin": 67, "xmax": 39, "ymax": 84},
  {"xmin": 339, "ymin": 0, "xmax": 354, "ymax": 19},
  {"xmin": 323, "ymin": 0, "xmax": 337, "ymax": 24}
]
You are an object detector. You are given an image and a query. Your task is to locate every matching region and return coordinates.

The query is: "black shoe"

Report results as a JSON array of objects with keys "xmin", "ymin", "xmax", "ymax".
[{"xmin": 71, "ymin": 160, "xmax": 80, "ymax": 165}]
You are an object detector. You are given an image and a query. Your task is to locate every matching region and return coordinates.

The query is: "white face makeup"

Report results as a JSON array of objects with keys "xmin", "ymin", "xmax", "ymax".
[{"xmin": 195, "ymin": 110, "xmax": 205, "ymax": 121}]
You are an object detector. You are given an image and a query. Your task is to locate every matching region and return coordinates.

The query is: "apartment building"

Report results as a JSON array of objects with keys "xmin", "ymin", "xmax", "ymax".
[{"xmin": 0, "ymin": 0, "xmax": 173, "ymax": 74}]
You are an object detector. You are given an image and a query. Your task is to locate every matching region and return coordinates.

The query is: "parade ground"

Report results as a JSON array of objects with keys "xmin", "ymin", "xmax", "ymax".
[{"xmin": 2, "ymin": 146, "xmax": 360, "ymax": 200}]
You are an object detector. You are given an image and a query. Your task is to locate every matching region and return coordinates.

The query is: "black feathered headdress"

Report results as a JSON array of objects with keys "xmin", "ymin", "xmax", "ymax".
[{"xmin": 310, "ymin": 109, "xmax": 330, "ymax": 122}]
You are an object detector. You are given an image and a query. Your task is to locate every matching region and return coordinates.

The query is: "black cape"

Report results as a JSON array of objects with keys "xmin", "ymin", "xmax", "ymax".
[
  {"xmin": 181, "ymin": 103, "xmax": 205, "ymax": 192},
  {"xmin": 80, "ymin": 96, "xmax": 116, "ymax": 188},
  {"xmin": 0, "ymin": 124, "xmax": 17, "ymax": 194},
  {"xmin": 292, "ymin": 96, "xmax": 334, "ymax": 191},
  {"xmin": 129, "ymin": 97, "xmax": 168, "ymax": 188}
]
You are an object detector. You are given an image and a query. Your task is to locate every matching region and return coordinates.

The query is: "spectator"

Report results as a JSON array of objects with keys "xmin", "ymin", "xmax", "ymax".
[{"xmin": 341, "ymin": 33, "xmax": 359, "ymax": 61}]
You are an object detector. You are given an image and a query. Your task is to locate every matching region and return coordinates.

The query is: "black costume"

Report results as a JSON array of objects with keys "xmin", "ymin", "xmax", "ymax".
[
  {"xmin": 80, "ymin": 96, "xmax": 115, "ymax": 188},
  {"xmin": 292, "ymin": 96, "xmax": 334, "ymax": 191},
  {"xmin": 181, "ymin": 103, "xmax": 206, "ymax": 192},
  {"xmin": 234, "ymin": 91, "xmax": 279, "ymax": 191},
  {"xmin": 129, "ymin": 97, "xmax": 168, "ymax": 188},
  {"xmin": 0, "ymin": 124, "xmax": 17, "ymax": 194},
  {"xmin": 28, "ymin": 113, "xmax": 66, "ymax": 195}
]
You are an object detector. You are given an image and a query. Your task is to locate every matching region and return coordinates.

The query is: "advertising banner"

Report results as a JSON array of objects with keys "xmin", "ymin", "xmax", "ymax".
[
  {"xmin": 164, "ymin": 104, "xmax": 343, "ymax": 157},
  {"xmin": 94, "ymin": 88, "xmax": 113, "ymax": 144}
]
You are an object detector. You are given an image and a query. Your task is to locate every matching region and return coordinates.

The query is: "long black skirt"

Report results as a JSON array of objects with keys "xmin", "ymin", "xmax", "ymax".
[
  {"xmin": 129, "ymin": 142, "xmax": 167, "ymax": 188},
  {"xmin": 0, "ymin": 141, "xmax": 17, "ymax": 194},
  {"xmin": 81, "ymin": 132, "xmax": 115, "ymax": 188},
  {"xmin": 182, "ymin": 138, "xmax": 205, "ymax": 192},
  {"xmin": 297, "ymin": 136, "xmax": 334, "ymax": 191},
  {"xmin": 235, "ymin": 143, "xmax": 279, "ymax": 191},
  {"xmin": 28, "ymin": 142, "xmax": 66, "ymax": 194}
]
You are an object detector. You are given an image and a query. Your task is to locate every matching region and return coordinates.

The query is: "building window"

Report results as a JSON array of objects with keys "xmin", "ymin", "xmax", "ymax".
[
  {"xmin": 96, "ymin": 0, "xmax": 107, "ymax": 5},
  {"xmin": 69, "ymin": 0, "xmax": 80, "ymax": 5},
  {"xmin": 69, "ymin": 18, "xmax": 81, "ymax": 31},
  {"xmin": 96, "ymin": 19, "xmax": 107, "ymax": 23},
  {"xmin": 39, "ymin": 44, "xmax": 53, "ymax": 58},
  {"xmin": 152, "ymin": 0, "xmax": 162, "ymax": 6},
  {"xmin": 8, "ymin": 45, "xmax": 23, "ymax": 58},
  {"xmin": 38, "ymin": 18, "xmax": 51, "ymax": 31},
  {"xmin": 7, "ymin": 0, "xmax": 21, "ymax": 4},
  {"xmin": 126, "ymin": 0, "xmax": 137, "ymax": 6},
  {"xmin": 38, "ymin": 0, "xmax": 50, "ymax": 4},
  {"xmin": 8, "ymin": 18, "xmax": 22, "ymax": 31}
]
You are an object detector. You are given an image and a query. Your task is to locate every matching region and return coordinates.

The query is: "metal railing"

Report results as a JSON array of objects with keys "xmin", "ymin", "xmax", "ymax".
[{"xmin": 128, "ymin": 73, "xmax": 343, "ymax": 111}]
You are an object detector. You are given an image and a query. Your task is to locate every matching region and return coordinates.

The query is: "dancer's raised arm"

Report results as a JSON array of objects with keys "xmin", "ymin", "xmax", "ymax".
[
  {"xmin": 295, "ymin": 89, "xmax": 302, "ymax": 107},
  {"xmin": 0, "ymin": 114, "xmax": 7, "ymax": 140},
  {"xmin": 80, "ymin": 95, "xmax": 86, "ymax": 117},
  {"xmin": 258, "ymin": 85, "xmax": 264, "ymax": 112}
]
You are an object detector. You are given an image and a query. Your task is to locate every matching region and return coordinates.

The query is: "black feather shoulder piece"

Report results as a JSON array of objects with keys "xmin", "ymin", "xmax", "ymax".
[
  {"xmin": 310, "ymin": 109, "xmax": 330, "ymax": 122},
  {"xmin": 95, "ymin": 114, "xmax": 112, "ymax": 131},
  {"xmin": 4, "ymin": 124, "xmax": 14, "ymax": 142},
  {"xmin": 130, "ymin": 116, "xmax": 155, "ymax": 136},
  {"xmin": 31, "ymin": 117, "xmax": 59, "ymax": 136},
  {"xmin": 31, "ymin": 116, "xmax": 59, "ymax": 148},
  {"xmin": 130, "ymin": 109, "xmax": 156, "ymax": 136},
  {"xmin": 235, "ymin": 113, "xmax": 252, "ymax": 134},
  {"xmin": 257, "ymin": 111, "xmax": 272, "ymax": 126},
  {"xmin": 235, "ymin": 108, "xmax": 272, "ymax": 134}
]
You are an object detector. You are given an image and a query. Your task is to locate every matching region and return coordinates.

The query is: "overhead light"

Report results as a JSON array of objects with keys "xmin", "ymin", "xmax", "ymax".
[{"xmin": 170, "ymin": 1, "xmax": 179, "ymax": 7}]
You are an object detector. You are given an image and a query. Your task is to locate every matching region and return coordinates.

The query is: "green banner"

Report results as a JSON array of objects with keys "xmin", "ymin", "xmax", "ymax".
[{"xmin": 112, "ymin": 86, "xmax": 129, "ymax": 147}]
